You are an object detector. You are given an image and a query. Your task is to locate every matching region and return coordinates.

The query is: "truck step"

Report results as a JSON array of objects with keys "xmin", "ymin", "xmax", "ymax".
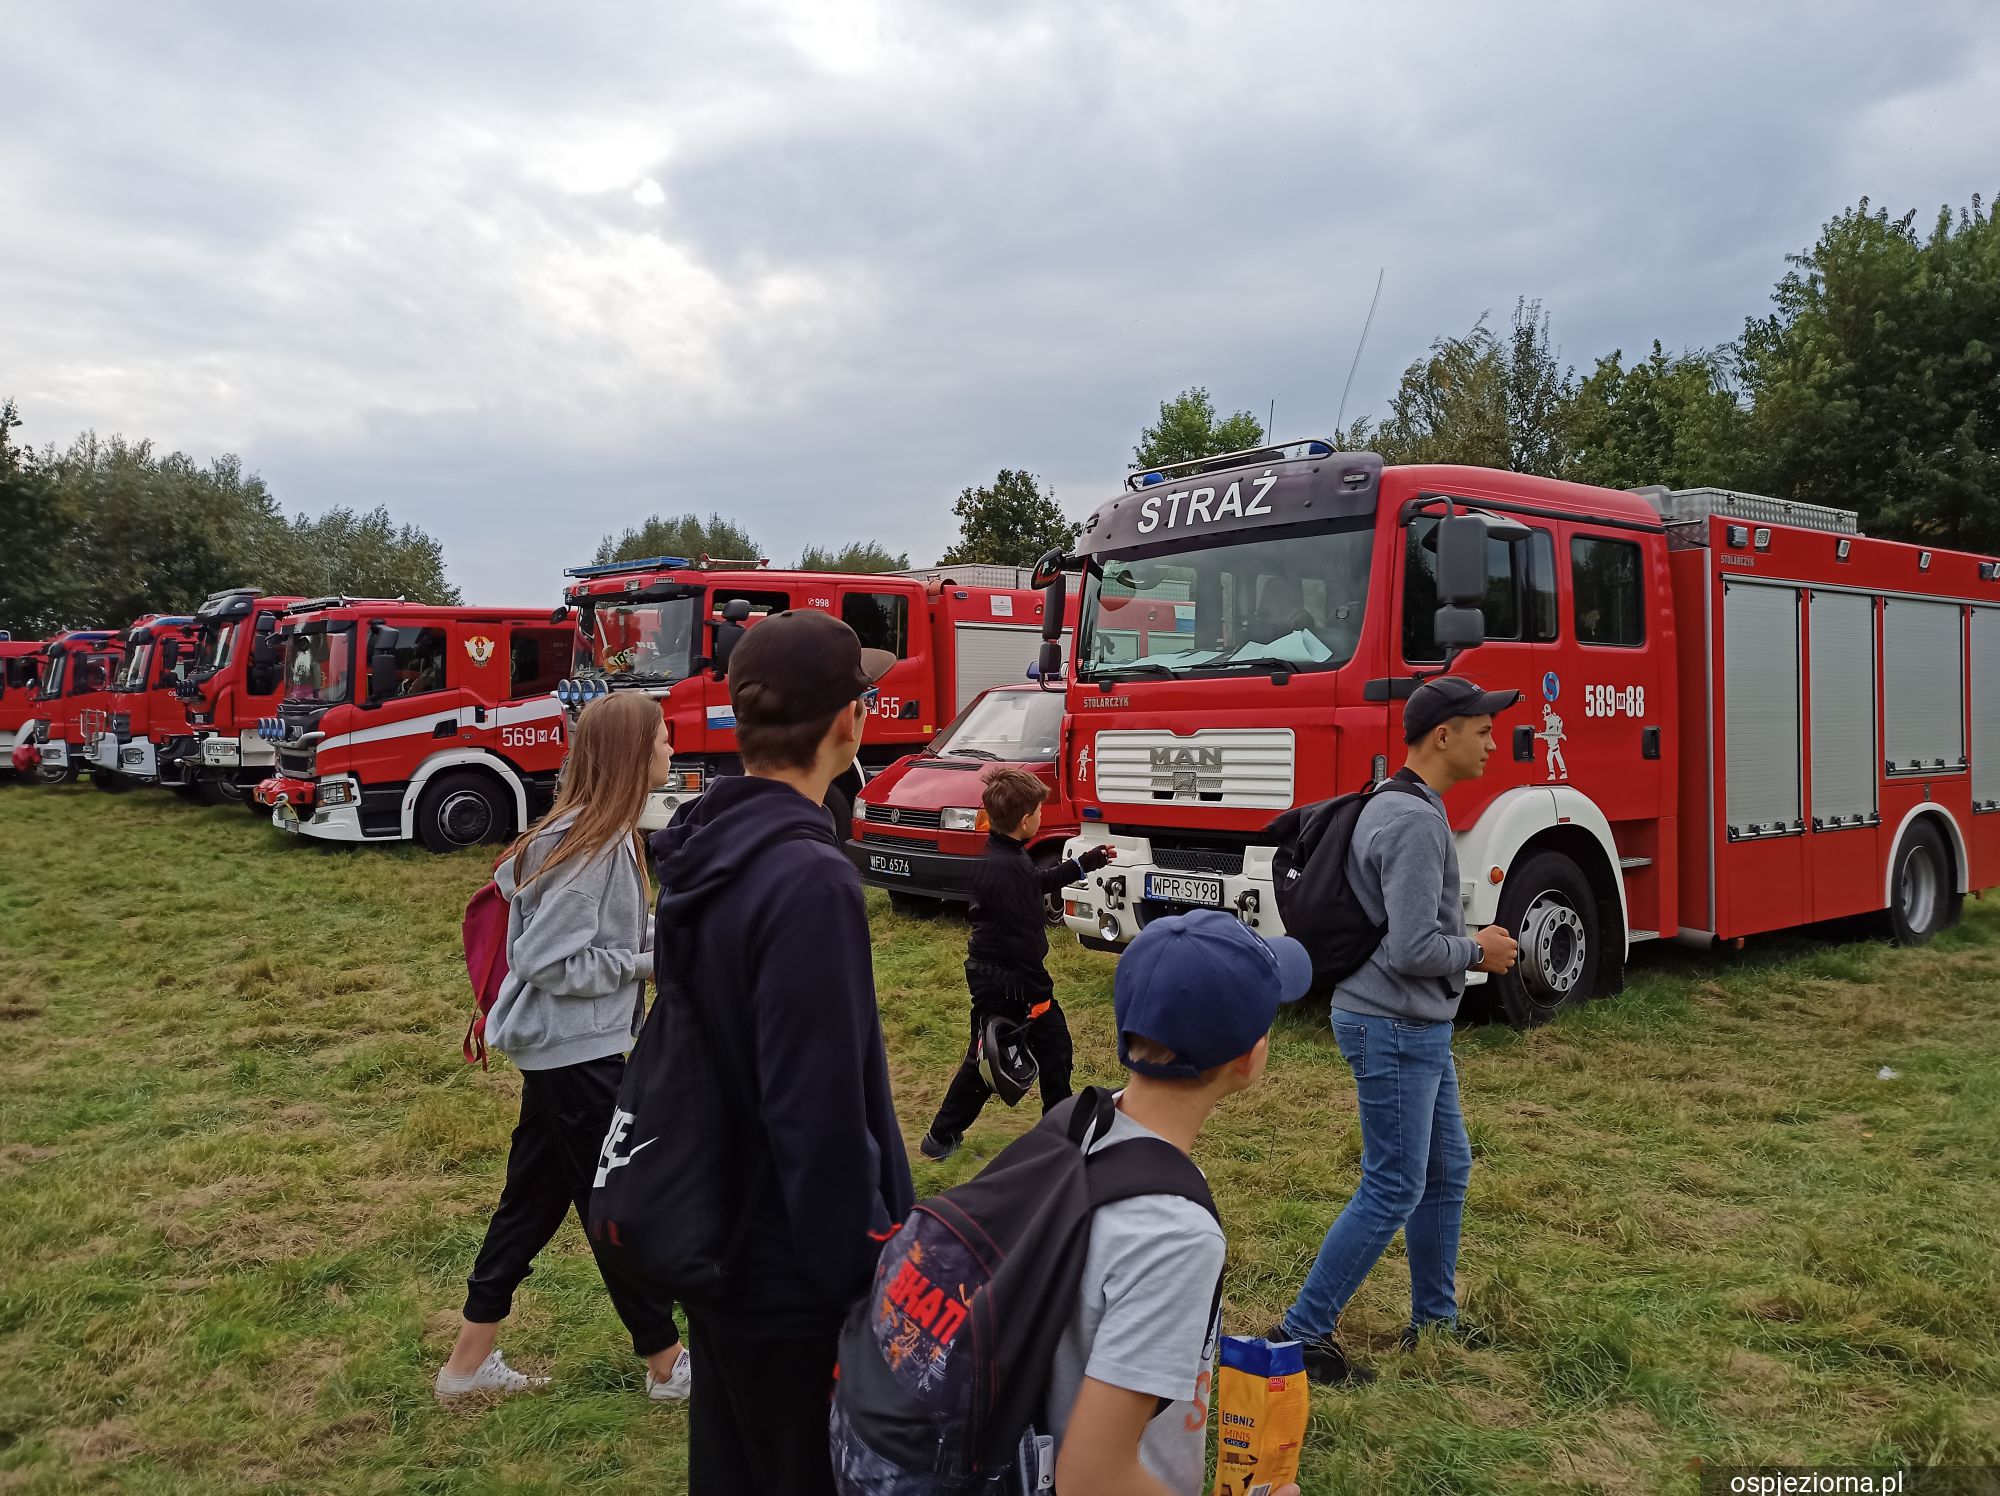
[{"xmin": 1619, "ymin": 855, "xmax": 1653, "ymax": 870}]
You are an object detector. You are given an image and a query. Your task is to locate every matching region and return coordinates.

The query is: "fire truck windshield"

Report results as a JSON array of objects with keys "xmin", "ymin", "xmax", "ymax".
[
  {"xmin": 282, "ymin": 625, "xmax": 355, "ymax": 705},
  {"xmin": 193, "ymin": 621, "xmax": 238, "ymax": 675},
  {"xmin": 930, "ymin": 688, "xmax": 1065, "ymax": 762},
  {"xmin": 581, "ymin": 597, "xmax": 697, "ymax": 683},
  {"xmin": 114, "ymin": 646, "xmax": 152, "ymax": 692},
  {"xmin": 1077, "ymin": 522, "xmax": 1372, "ymax": 680}
]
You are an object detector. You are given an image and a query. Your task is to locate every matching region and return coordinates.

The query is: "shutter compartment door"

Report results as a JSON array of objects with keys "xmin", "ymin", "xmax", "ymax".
[
  {"xmin": 1809, "ymin": 591, "xmax": 1878, "ymax": 828},
  {"xmin": 1974, "ymin": 609, "xmax": 2000, "ymax": 811},
  {"xmin": 1724, "ymin": 583, "xmax": 1802, "ymax": 839},
  {"xmin": 950, "ymin": 624, "xmax": 1042, "ymax": 712},
  {"xmin": 1883, "ymin": 600, "xmax": 1965, "ymax": 774}
]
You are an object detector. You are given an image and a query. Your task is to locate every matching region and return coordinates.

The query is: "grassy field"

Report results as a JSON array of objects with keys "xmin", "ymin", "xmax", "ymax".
[{"xmin": 1, "ymin": 783, "xmax": 1997, "ymax": 1495}]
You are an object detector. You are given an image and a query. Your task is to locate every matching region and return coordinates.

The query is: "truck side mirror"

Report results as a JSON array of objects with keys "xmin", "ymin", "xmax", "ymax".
[
  {"xmin": 1435, "ymin": 515, "xmax": 1489, "ymax": 604},
  {"xmin": 1036, "ymin": 638, "xmax": 1064, "ymax": 690},
  {"xmin": 160, "ymin": 639, "xmax": 181, "ymax": 671},
  {"xmin": 1434, "ymin": 604, "xmax": 1485, "ymax": 653},
  {"xmin": 368, "ymin": 651, "xmax": 399, "ymax": 705}
]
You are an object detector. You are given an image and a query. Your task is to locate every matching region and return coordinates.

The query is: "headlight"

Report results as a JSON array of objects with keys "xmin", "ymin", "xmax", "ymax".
[
  {"xmin": 320, "ymin": 780, "xmax": 353, "ymax": 807},
  {"xmin": 940, "ymin": 807, "xmax": 985, "ymax": 832}
]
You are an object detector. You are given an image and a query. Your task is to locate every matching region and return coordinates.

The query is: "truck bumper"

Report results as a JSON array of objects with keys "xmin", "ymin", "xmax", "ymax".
[
  {"xmin": 39, "ymin": 739, "xmax": 70, "ymax": 771},
  {"xmin": 273, "ymin": 800, "xmax": 371, "ymax": 842},
  {"xmin": 1058, "ymin": 831, "xmax": 1283, "ymax": 949},
  {"xmin": 844, "ymin": 836, "xmax": 983, "ymax": 903},
  {"xmin": 109, "ymin": 737, "xmax": 161, "ymax": 779}
]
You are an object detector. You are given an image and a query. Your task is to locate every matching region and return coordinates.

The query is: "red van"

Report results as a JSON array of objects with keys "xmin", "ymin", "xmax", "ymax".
[{"xmin": 845, "ymin": 683, "xmax": 1078, "ymax": 916}]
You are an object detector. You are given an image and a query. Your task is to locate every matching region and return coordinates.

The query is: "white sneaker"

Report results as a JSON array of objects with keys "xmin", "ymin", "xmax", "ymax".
[
  {"xmin": 646, "ymin": 1346, "xmax": 693, "ymax": 1402},
  {"xmin": 434, "ymin": 1349, "xmax": 550, "ymax": 1400}
]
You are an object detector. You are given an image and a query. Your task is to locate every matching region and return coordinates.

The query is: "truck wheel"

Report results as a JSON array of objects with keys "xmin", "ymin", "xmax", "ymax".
[
  {"xmin": 417, "ymin": 772, "xmax": 510, "ymax": 854},
  {"xmin": 1490, "ymin": 851, "xmax": 1601, "ymax": 1028},
  {"xmin": 1884, "ymin": 820, "xmax": 1957, "ymax": 945},
  {"xmin": 31, "ymin": 762, "xmax": 70, "ymax": 787},
  {"xmin": 888, "ymin": 891, "xmax": 940, "ymax": 919},
  {"xmin": 824, "ymin": 783, "xmax": 855, "ymax": 839}
]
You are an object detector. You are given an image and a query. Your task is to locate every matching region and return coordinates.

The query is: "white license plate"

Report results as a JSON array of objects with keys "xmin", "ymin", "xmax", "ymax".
[
  {"xmin": 202, "ymin": 741, "xmax": 239, "ymax": 765},
  {"xmin": 868, "ymin": 853, "xmax": 913, "ymax": 878},
  {"xmin": 1144, "ymin": 872, "xmax": 1224, "ymax": 907}
]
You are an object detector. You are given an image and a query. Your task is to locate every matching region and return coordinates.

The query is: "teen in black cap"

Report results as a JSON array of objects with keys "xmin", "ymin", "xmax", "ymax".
[
  {"xmin": 644, "ymin": 608, "xmax": 910, "ymax": 1496},
  {"xmin": 1272, "ymin": 673, "xmax": 1520, "ymax": 1385}
]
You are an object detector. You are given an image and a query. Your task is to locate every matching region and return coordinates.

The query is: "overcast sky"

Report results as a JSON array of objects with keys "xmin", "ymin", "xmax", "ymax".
[{"xmin": 5, "ymin": 0, "xmax": 1996, "ymax": 603}]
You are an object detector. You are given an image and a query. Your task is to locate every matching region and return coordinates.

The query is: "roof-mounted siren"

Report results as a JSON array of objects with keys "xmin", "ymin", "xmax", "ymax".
[
  {"xmin": 1126, "ymin": 437, "xmax": 1339, "ymax": 492},
  {"xmin": 562, "ymin": 555, "xmax": 695, "ymax": 580}
]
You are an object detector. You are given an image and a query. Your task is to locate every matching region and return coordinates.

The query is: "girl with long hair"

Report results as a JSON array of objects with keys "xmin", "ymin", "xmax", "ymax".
[{"xmin": 434, "ymin": 690, "xmax": 690, "ymax": 1402}]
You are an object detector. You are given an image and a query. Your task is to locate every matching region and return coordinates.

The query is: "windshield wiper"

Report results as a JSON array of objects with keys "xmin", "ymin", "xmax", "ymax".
[
  {"xmin": 943, "ymin": 747, "xmax": 1001, "ymax": 760},
  {"xmin": 1224, "ymin": 655, "xmax": 1311, "ymax": 674},
  {"xmin": 1088, "ymin": 661, "xmax": 1179, "ymax": 680}
]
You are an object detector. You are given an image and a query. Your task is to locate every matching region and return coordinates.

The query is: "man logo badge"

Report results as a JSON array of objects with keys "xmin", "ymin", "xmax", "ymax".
[{"xmin": 1149, "ymin": 744, "xmax": 1222, "ymax": 798}]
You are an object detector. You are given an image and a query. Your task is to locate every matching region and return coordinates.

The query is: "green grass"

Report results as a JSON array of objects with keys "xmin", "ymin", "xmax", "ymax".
[{"xmin": 1, "ymin": 783, "xmax": 1997, "ymax": 1494}]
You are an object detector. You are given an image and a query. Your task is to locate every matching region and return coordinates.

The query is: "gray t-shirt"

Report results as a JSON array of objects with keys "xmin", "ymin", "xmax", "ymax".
[{"xmin": 1044, "ymin": 1104, "xmax": 1226, "ymax": 1494}]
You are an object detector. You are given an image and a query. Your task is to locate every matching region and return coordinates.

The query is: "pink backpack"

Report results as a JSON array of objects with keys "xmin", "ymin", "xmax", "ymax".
[{"xmin": 460, "ymin": 870, "xmax": 512, "ymax": 1069}]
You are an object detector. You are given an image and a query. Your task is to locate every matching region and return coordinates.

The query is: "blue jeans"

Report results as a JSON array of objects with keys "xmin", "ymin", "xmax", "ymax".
[{"xmin": 1282, "ymin": 1009, "xmax": 1471, "ymax": 1339}]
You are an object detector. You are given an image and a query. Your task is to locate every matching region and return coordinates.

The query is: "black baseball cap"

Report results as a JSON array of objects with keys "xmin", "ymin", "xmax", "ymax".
[
  {"xmin": 727, "ymin": 609, "xmax": 895, "ymax": 728},
  {"xmin": 1403, "ymin": 674, "xmax": 1521, "ymax": 743}
]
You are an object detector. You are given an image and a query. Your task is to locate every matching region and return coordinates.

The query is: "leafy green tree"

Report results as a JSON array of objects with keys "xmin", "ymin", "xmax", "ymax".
[
  {"xmin": 796, "ymin": 540, "xmax": 909, "ymax": 573},
  {"xmin": 1366, "ymin": 300, "xmax": 1574, "ymax": 474},
  {"xmin": 1134, "ymin": 388, "xmax": 1268, "ymax": 468},
  {"xmin": 0, "ymin": 400, "xmax": 90, "ymax": 637},
  {"xmin": 270, "ymin": 506, "xmax": 460, "ymax": 603},
  {"xmin": 1734, "ymin": 195, "xmax": 2000, "ymax": 547},
  {"xmin": 940, "ymin": 469, "xmax": 1079, "ymax": 566},
  {"xmin": 1563, "ymin": 343, "xmax": 1751, "ymax": 492},
  {"xmin": 592, "ymin": 512, "xmax": 762, "ymax": 567}
]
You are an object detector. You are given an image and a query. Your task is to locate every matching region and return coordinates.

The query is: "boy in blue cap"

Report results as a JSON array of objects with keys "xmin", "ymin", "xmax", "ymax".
[{"xmin": 1048, "ymin": 909, "xmax": 1311, "ymax": 1496}]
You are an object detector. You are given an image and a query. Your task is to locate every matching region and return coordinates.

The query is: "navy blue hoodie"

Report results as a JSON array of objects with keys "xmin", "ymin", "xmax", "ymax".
[{"xmin": 651, "ymin": 774, "xmax": 915, "ymax": 1337}]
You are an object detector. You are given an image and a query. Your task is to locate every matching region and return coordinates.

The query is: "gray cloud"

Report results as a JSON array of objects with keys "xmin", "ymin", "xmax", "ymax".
[{"xmin": 4, "ymin": 0, "xmax": 1995, "ymax": 603}]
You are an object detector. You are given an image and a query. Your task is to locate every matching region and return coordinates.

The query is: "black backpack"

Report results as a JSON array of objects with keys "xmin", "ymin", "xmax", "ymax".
[
  {"xmin": 829, "ymin": 1088, "xmax": 1218, "ymax": 1495},
  {"xmin": 1267, "ymin": 774, "xmax": 1430, "ymax": 989}
]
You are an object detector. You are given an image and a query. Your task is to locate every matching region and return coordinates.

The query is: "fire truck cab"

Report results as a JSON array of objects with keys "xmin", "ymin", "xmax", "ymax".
[
  {"xmin": 252, "ymin": 599, "xmax": 576, "ymax": 851},
  {"xmin": 174, "ymin": 588, "xmax": 306, "ymax": 804},
  {"xmin": 14, "ymin": 630, "xmax": 124, "ymax": 785},
  {"xmin": 85, "ymin": 615, "xmax": 199, "ymax": 786},
  {"xmin": 559, "ymin": 557, "xmax": 1065, "ymax": 829},
  {"xmin": 0, "ymin": 636, "xmax": 48, "ymax": 771},
  {"xmin": 1040, "ymin": 442, "xmax": 2000, "ymax": 1025}
]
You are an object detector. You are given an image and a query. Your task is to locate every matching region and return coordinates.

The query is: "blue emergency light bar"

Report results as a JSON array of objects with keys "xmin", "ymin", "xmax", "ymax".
[
  {"xmin": 1127, "ymin": 437, "xmax": 1338, "ymax": 491},
  {"xmin": 563, "ymin": 555, "xmax": 693, "ymax": 580}
]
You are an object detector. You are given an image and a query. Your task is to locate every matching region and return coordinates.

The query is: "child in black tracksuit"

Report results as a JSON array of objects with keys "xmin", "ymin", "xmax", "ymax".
[{"xmin": 920, "ymin": 767, "xmax": 1114, "ymax": 1161}]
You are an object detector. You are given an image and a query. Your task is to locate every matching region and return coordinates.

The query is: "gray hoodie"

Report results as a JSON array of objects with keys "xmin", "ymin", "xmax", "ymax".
[
  {"xmin": 483, "ymin": 810, "xmax": 653, "ymax": 1071},
  {"xmin": 1331, "ymin": 776, "xmax": 1481, "ymax": 1024}
]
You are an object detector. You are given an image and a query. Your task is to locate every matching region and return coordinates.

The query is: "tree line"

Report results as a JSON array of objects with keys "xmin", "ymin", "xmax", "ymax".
[{"xmin": 0, "ymin": 403, "xmax": 459, "ymax": 638}]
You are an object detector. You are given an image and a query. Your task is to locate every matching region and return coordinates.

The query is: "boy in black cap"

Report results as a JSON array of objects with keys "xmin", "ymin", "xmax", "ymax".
[
  {"xmin": 1047, "ymin": 909, "xmax": 1309, "ymax": 1496},
  {"xmin": 646, "ymin": 608, "xmax": 915, "ymax": 1496},
  {"xmin": 1274, "ymin": 674, "xmax": 1520, "ymax": 1385},
  {"xmin": 918, "ymin": 766, "xmax": 1114, "ymax": 1161}
]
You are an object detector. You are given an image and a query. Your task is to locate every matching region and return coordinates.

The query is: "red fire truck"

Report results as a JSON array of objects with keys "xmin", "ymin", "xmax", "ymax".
[
  {"xmin": 558, "ymin": 557, "xmax": 1067, "ymax": 828},
  {"xmin": 1036, "ymin": 441, "xmax": 2000, "ymax": 1024},
  {"xmin": 845, "ymin": 682, "xmax": 1081, "ymax": 916},
  {"xmin": 84, "ymin": 615, "xmax": 200, "ymax": 787},
  {"xmin": 12, "ymin": 629, "xmax": 125, "ymax": 785},
  {"xmin": 0, "ymin": 636, "xmax": 48, "ymax": 772},
  {"xmin": 251, "ymin": 599, "xmax": 577, "ymax": 851},
  {"xmin": 174, "ymin": 588, "xmax": 308, "ymax": 804}
]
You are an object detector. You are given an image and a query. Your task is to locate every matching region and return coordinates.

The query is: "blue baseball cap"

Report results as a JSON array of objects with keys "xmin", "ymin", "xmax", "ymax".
[{"xmin": 1114, "ymin": 910, "xmax": 1313, "ymax": 1079}]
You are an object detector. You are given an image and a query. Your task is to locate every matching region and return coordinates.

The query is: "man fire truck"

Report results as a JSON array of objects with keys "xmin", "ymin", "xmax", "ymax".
[
  {"xmin": 84, "ymin": 615, "xmax": 200, "ymax": 788},
  {"xmin": 173, "ymin": 588, "xmax": 307, "ymax": 805},
  {"xmin": 0, "ymin": 636, "xmax": 48, "ymax": 772},
  {"xmin": 12, "ymin": 629, "xmax": 124, "ymax": 785},
  {"xmin": 846, "ymin": 682, "xmax": 1081, "ymax": 917},
  {"xmin": 1038, "ymin": 441, "xmax": 2000, "ymax": 1025},
  {"xmin": 556, "ymin": 556, "xmax": 1066, "ymax": 827},
  {"xmin": 252, "ymin": 598, "xmax": 576, "ymax": 851}
]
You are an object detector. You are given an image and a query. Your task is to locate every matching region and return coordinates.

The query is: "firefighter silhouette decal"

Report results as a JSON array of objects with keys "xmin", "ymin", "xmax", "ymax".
[{"xmin": 1538, "ymin": 672, "xmax": 1568, "ymax": 781}]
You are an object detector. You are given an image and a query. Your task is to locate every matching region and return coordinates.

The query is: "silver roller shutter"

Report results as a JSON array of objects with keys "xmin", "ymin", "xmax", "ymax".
[
  {"xmin": 1725, "ymin": 582, "xmax": 1802, "ymax": 838},
  {"xmin": 951, "ymin": 624, "xmax": 1043, "ymax": 712},
  {"xmin": 1882, "ymin": 600, "xmax": 1965, "ymax": 774},
  {"xmin": 1973, "ymin": 609, "xmax": 2000, "ymax": 811},
  {"xmin": 1809, "ymin": 591, "xmax": 1878, "ymax": 827}
]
